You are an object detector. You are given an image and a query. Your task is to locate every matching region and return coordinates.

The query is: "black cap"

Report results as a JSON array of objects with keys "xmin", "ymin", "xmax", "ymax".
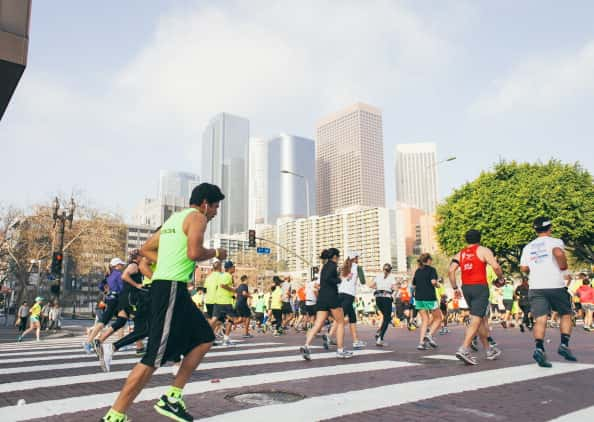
[
  {"xmin": 224, "ymin": 260, "xmax": 235, "ymax": 269},
  {"xmin": 533, "ymin": 216, "xmax": 552, "ymax": 232}
]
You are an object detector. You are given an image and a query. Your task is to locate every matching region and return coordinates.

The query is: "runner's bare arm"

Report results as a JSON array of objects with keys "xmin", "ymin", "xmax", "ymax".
[
  {"xmin": 553, "ymin": 247, "xmax": 568, "ymax": 271},
  {"xmin": 138, "ymin": 257, "xmax": 153, "ymax": 279},
  {"xmin": 480, "ymin": 247, "xmax": 504, "ymax": 279},
  {"xmin": 520, "ymin": 265, "xmax": 530, "ymax": 273},
  {"xmin": 122, "ymin": 263, "xmax": 142, "ymax": 289},
  {"xmin": 448, "ymin": 253, "xmax": 460, "ymax": 290},
  {"xmin": 140, "ymin": 230, "xmax": 160, "ymax": 263},
  {"xmin": 185, "ymin": 211, "xmax": 227, "ymax": 261}
]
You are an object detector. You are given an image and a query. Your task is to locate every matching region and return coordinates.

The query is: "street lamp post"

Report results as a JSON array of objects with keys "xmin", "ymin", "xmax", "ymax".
[{"xmin": 428, "ymin": 156, "xmax": 457, "ymax": 169}]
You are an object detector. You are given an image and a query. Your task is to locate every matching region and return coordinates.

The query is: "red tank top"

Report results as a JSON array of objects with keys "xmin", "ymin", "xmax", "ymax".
[
  {"xmin": 460, "ymin": 244, "xmax": 487, "ymax": 285},
  {"xmin": 399, "ymin": 287, "xmax": 410, "ymax": 302}
]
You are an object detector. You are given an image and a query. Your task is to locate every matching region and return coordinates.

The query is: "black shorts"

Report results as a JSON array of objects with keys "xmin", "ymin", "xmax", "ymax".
[
  {"xmin": 529, "ymin": 288, "xmax": 572, "ymax": 318},
  {"xmin": 99, "ymin": 298, "xmax": 119, "ymax": 325},
  {"xmin": 281, "ymin": 302, "xmax": 293, "ymax": 315},
  {"xmin": 305, "ymin": 304, "xmax": 317, "ymax": 316},
  {"xmin": 503, "ymin": 299, "xmax": 514, "ymax": 312},
  {"xmin": 213, "ymin": 304, "xmax": 237, "ymax": 321},
  {"xmin": 339, "ymin": 293, "xmax": 357, "ymax": 323},
  {"xmin": 299, "ymin": 302, "xmax": 307, "ymax": 315},
  {"xmin": 490, "ymin": 303, "xmax": 499, "ymax": 313},
  {"xmin": 316, "ymin": 293, "xmax": 341, "ymax": 312},
  {"xmin": 141, "ymin": 280, "xmax": 214, "ymax": 368},
  {"xmin": 235, "ymin": 303, "xmax": 251, "ymax": 318},
  {"xmin": 461, "ymin": 284, "xmax": 490, "ymax": 318},
  {"xmin": 254, "ymin": 312, "xmax": 264, "ymax": 323},
  {"xmin": 205, "ymin": 303, "xmax": 214, "ymax": 319}
]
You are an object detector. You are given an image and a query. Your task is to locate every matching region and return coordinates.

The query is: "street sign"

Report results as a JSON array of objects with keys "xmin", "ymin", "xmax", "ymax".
[{"xmin": 256, "ymin": 247, "xmax": 271, "ymax": 254}]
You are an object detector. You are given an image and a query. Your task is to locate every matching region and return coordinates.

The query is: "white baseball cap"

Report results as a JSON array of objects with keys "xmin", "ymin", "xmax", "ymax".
[
  {"xmin": 110, "ymin": 258, "xmax": 126, "ymax": 267},
  {"xmin": 211, "ymin": 258, "xmax": 221, "ymax": 265},
  {"xmin": 348, "ymin": 251, "xmax": 360, "ymax": 259}
]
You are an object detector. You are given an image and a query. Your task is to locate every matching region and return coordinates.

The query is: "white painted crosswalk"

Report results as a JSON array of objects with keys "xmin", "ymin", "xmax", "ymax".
[{"xmin": 0, "ymin": 333, "xmax": 592, "ymax": 422}]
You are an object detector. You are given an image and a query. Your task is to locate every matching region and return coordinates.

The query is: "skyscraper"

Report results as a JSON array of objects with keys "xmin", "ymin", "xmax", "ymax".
[
  {"xmin": 158, "ymin": 170, "xmax": 200, "ymax": 206},
  {"xmin": 267, "ymin": 134, "xmax": 316, "ymax": 224},
  {"xmin": 395, "ymin": 143, "xmax": 438, "ymax": 214},
  {"xmin": 316, "ymin": 103, "xmax": 385, "ymax": 216},
  {"xmin": 248, "ymin": 137, "xmax": 268, "ymax": 227},
  {"xmin": 202, "ymin": 113, "xmax": 249, "ymax": 237}
]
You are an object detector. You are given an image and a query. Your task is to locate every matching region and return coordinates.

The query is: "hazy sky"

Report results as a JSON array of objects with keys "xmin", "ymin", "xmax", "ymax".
[{"xmin": 2, "ymin": 0, "xmax": 593, "ymax": 219}]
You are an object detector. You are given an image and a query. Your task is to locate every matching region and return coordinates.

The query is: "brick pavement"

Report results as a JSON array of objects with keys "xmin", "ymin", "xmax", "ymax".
[{"xmin": 0, "ymin": 322, "xmax": 593, "ymax": 421}]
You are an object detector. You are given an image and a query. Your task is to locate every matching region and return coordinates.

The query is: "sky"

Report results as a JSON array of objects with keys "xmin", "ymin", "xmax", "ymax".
[{"xmin": 2, "ymin": 0, "xmax": 593, "ymax": 220}]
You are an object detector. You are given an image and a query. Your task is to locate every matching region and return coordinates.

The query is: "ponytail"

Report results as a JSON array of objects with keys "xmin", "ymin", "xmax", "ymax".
[
  {"xmin": 418, "ymin": 253, "xmax": 432, "ymax": 268},
  {"xmin": 341, "ymin": 258, "xmax": 353, "ymax": 278}
]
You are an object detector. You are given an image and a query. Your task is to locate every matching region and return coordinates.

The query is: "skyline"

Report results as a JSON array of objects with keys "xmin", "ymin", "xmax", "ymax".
[{"xmin": 1, "ymin": 1, "xmax": 593, "ymax": 217}]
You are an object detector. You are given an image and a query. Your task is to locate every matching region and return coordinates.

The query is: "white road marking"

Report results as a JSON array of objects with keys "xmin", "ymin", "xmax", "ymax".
[
  {"xmin": 422, "ymin": 354, "xmax": 460, "ymax": 361},
  {"xmin": 550, "ymin": 405, "xmax": 594, "ymax": 421},
  {"xmin": 0, "ymin": 342, "xmax": 281, "ymax": 363},
  {"xmin": 199, "ymin": 363, "xmax": 594, "ymax": 421},
  {"xmin": 0, "ymin": 360, "xmax": 411, "ymax": 421},
  {"xmin": 0, "ymin": 345, "xmax": 322, "ymax": 375},
  {"xmin": 0, "ymin": 349, "xmax": 390, "ymax": 393}
]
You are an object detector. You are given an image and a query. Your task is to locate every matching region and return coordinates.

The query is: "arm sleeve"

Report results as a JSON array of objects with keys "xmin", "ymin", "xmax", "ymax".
[
  {"xmin": 520, "ymin": 247, "xmax": 528, "ymax": 267},
  {"xmin": 358, "ymin": 265, "xmax": 366, "ymax": 284}
]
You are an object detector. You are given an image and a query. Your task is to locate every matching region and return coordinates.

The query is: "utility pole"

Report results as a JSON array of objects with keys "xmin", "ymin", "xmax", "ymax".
[{"xmin": 51, "ymin": 197, "xmax": 75, "ymax": 299}]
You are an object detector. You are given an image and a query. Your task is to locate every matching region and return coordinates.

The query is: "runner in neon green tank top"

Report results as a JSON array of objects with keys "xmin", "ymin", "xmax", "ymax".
[{"xmin": 102, "ymin": 183, "xmax": 227, "ymax": 422}]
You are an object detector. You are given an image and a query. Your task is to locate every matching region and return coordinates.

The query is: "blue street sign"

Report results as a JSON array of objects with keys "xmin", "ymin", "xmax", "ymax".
[{"xmin": 256, "ymin": 247, "xmax": 271, "ymax": 254}]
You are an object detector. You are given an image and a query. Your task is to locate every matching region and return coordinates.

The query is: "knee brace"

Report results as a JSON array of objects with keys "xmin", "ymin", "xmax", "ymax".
[{"xmin": 111, "ymin": 316, "xmax": 128, "ymax": 331}]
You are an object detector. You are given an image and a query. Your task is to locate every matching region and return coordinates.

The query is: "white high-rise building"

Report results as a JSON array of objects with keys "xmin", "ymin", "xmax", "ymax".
[
  {"xmin": 202, "ymin": 113, "xmax": 250, "ymax": 237},
  {"xmin": 316, "ymin": 103, "xmax": 385, "ymax": 216},
  {"xmin": 159, "ymin": 171, "xmax": 200, "ymax": 206},
  {"xmin": 267, "ymin": 134, "xmax": 315, "ymax": 224},
  {"xmin": 395, "ymin": 143, "xmax": 438, "ymax": 214},
  {"xmin": 248, "ymin": 137, "xmax": 268, "ymax": 228}
]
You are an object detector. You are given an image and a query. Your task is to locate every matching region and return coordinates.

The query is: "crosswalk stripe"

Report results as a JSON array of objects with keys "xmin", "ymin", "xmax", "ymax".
[
  {"xmin": 0, "ymin": 349, "xmax": 391, "ymax": 393},
  {"xmin": 0, "ymin": 345, "xmax": 323, "ymax": 375},
  {"xmin": 550, "ymin": 405, "xmax": 594, "ymax": 421},
  {"xmin": 422, "ymin": 354, "xmax": 460, "ymax": 361},
  {"xmin": 198, "ymin": 362, "xmax": 594, "ymax": 421},
  {"xmin": 0, "ymin": 360, "xmax": 410, "ymax": 421},
  {"xmin": 0, "ymin": 342, "xmax": 281, "ymax": 363}
]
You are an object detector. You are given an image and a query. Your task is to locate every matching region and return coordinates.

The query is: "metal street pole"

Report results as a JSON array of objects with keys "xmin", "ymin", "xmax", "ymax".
[{"xmin": 52, "ymin": 197, "xmax": 75, "ymax": 301}]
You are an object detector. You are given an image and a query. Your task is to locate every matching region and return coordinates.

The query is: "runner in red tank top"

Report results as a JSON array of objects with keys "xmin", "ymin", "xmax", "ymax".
[
  {"xmin": 460, "ymin": 244, "xmax": 488, "ymax": 285},
  {"xmin": 448, "ymin": 230, "xmax": 505, "ymax": 365}
]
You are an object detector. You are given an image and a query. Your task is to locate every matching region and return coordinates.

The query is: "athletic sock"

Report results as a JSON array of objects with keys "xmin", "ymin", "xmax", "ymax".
[
  {"xmin": 561, "ymin": 333, "xmax": 570, "ymax": 347},
  {"xmin": 104, "ymin": 408, "xmax": 125, "ymax": 421},
  {"xmin": 535, "ymin": 339, "xmax": 545, "ymax": 351},
  {"xmin": 166, "ymin": 386, "xmax": 183, "ymax": 400},
  {"xmin": 337, "ymin": 348, "xmax": 344, "ymax": 353}
]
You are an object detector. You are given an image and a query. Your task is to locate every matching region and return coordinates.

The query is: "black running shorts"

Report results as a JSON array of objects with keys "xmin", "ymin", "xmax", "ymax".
[
  {"xmin": 281, "ymin": 302, "xmax": 293, "ymax": 315},
  {"xmin": 99, "ymin": 298, "xmax": 119, "ymax": 325},
  {"xmin": 213, "ymin": 304, "xmax": 237, "ymax": 321},
  {"xmin": 205, "ymin": 303, "xmax": 214, "ymax": 319},
  {"xmin": 305, "ymin": 304, "xmax": 317, "ymax": 316},
  {"xmin": 339, "ymin": 293, "xmax": 357, "ymax": 323},
  {"xmin": 461, "ymin": 284, "xmax": 489, "ymax": 318},
  {"xmin": 529, "ymin": 288, "xmax": 572, "ymax": 318},
  {"xmin": 141, "ymin": 280, "xmax": 215, "ymax": 368},
  {"xmin": 235, "ymin": 303, "xmax": 251, "ymax": 318}
]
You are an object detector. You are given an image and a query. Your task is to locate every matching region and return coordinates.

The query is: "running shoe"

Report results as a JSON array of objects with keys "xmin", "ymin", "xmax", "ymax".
[
  {"xmin": 83, "ymin": 341, "xmax": 93, "ymax": 354},
  {"xmin": 154, "ymin": 394, "xmax": 193, "ymax": 422},
  {"xmin": 423, "ymin": 334, "xmax": 438, "ymax": 348},
  {"xmin": 101, "ymin": 412, "xmax": 130, "ymax": 422},
  {"xmin": 438, "ymin": 327, "xmax": 447, "ymax": 335},
  {"xmin": 222, "ymin": 339, "xmax": 232, "ymax": 347},
  {"xmin": 336, "ymin": 350, "xmax": 354, "ymax": 359},
  {"xmin": 300, "ymin": 345, "xmax": 311, "ymax": 361},
  {"xmin": 519, "ymin": 324, "xmax": 525, "ymax": 333},
  {"xmin": 533, "ymin": 348, "xmax": 552, "ymax": 368},
  {"xmin": 242, "ymin": 334, "xmax": 254, "ymax": 339},
  {"xmin": 272, "ymin": 331, "xmax": 281, "ymax": 337},
  {"xmin": 352, "ymin": 340, "xmax": 367, "ymax": 349},
  {"xmin": 375, "ymin": 339, "xmax": 387, "ymax": 347},
  {"xmin": 101, "ymin": 343, "xmax": 114, "ymax": 372},
  {"xmin": 16, "ymin": 335, "xmax": 23, "ymax": 342},
  {"xmin": 322, "ymin": 334, "xmax": 330, "ymax": 350},
  {"xmin": 416, "ymin": 343, "xmax": 428, "ymax": 351},
  {"xmin": 558, "ymin": 344, "xmax": 577, "ymax": 362},
  {"xmin": 455, "ymin": 347, "xmax": 478, "ymax": 365},
  {"xmin": 486, "ymin": 346, "xmax": 502, "ymax": 360},
  {"xmin": 470, "ymin": 337, "xmax": 479, "ymax": 352},
  {"xmin": 329, "ymin": 337, "xmax": 337, "ymax": 346},
  {"xmin": 488, "ymin": 339, "xmax": 498, "ymax": 347}
]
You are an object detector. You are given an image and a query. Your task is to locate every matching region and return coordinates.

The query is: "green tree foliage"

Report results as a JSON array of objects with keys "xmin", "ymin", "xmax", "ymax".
[{"xmin": 436, "ymin": 161, "xmax": 594, "ymax": 272}]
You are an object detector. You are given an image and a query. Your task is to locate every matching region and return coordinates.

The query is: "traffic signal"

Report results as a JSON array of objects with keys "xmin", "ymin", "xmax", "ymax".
[
  {"xmin": 248, "ymin": 229, "xmax": 256, "ymax": 248},
  {"xmin": 51, "ymin": 252, "xmax": 63, "ymax": 275}
]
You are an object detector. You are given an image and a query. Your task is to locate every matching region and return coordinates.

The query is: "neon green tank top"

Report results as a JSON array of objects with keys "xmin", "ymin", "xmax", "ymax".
[
  {"xmin": 152, "ymin": 208, "xmax": 197, "ymax": 283},
  {"xmin": 142, "ymin": 263, "xmax": 158, "ymax": 286}
]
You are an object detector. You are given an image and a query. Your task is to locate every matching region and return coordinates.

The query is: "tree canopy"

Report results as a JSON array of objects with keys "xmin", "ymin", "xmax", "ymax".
[{"xmin": 436, "ymin": 160, "xmax": 594, "ymax": 273}]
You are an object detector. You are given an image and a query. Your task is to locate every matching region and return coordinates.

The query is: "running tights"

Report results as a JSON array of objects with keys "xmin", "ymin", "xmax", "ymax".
[
  {"xmin": 272, "ymin": 309, "xmax": 282, "ymax": 332},
  {"xmin": 376, "ymin": 297, "xmax": 392, "ymax": 340}
]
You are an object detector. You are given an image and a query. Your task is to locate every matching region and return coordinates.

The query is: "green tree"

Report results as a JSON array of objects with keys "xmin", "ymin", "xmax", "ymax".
[{"xmin": 436, "ymin": 160, "xmax": 594, "ymax": 273}]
